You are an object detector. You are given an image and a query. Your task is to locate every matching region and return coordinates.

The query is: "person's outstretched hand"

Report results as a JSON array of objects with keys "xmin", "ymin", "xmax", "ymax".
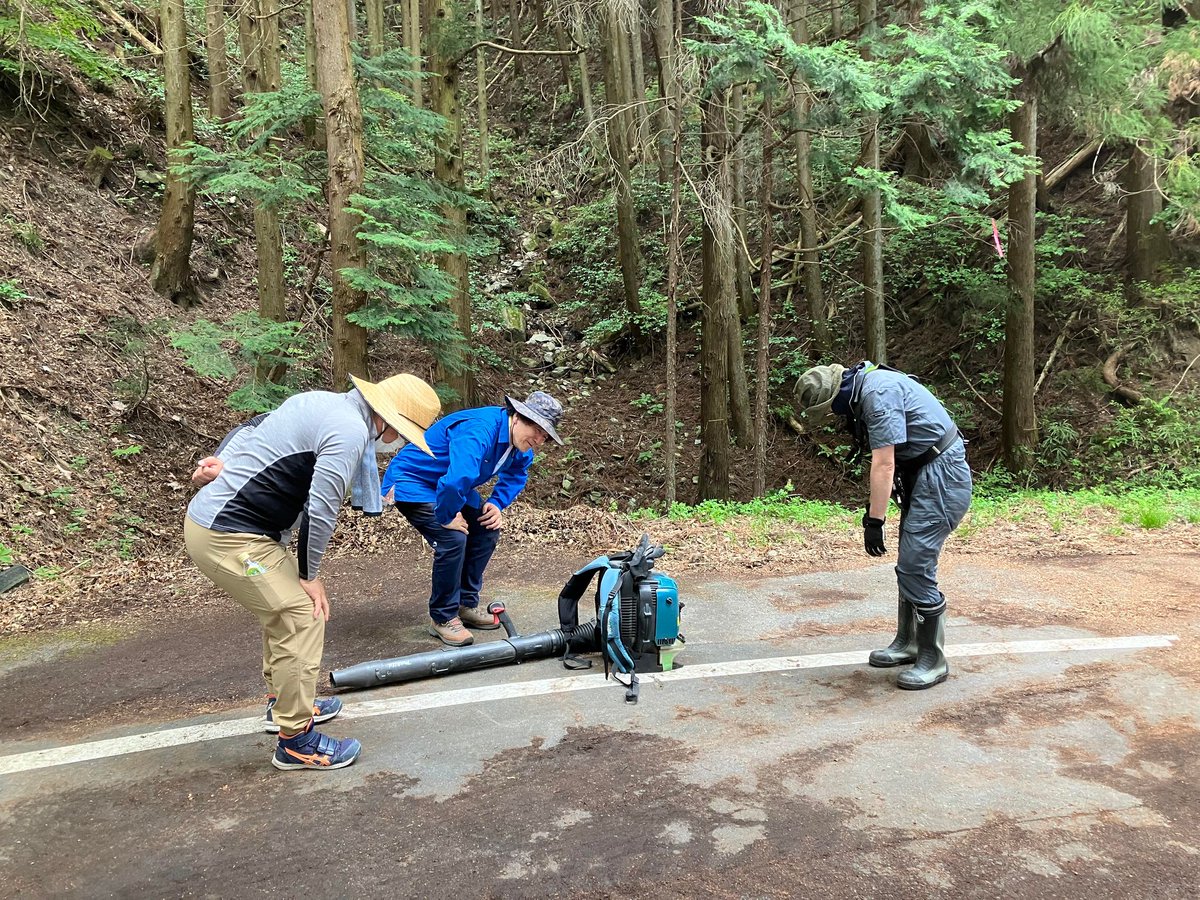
[{"xmin": 862, "ymin": 515, "xmax": 886, "ymax": 557}]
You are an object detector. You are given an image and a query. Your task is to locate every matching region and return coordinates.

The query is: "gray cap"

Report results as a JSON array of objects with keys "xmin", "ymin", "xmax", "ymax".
[
  {"xmin": 505, "ymin": 391, "xmax": 564, "ymax": 444},
  {"xmin": 795, "ymin": 364, "xmax": 847, "ymax": 429}
]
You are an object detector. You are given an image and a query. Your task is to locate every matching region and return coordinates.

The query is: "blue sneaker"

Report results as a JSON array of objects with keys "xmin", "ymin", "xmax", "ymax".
[
  {"xmin": 264, "ymin": 695, "xmax": 343, "ymax": 734},
  {"xmin": 272, "ymin": 724, "xmax": 362, "ymax": 771}
]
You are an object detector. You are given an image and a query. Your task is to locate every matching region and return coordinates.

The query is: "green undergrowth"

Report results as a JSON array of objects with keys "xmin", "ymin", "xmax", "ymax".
[
  {"xmin": 960, "ymin": 487, "xmax": 1200, "ymax": 535},
  {"xmin": 634, "ymin": 485, "xmax": 1200, "ymax": 536}
]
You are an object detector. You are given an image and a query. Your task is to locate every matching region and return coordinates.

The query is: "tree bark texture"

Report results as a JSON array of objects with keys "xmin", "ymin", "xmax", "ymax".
[
  {"xmin": 663, "ymin": 0, "xmax": 682, "ymax": 506},
  {"xmin": 204, "ymin": 0, "xmax": 231, "ymax": 120},
  {"xmin": 1125, "ymin": 146, "xmax": 1169, "ymax": 285},
  {"xmin": 858, "ymin": 0, "xmax": 886, "ymax": 364},
  {"xmin": 304, "ymin": 1, "xmax": 324, "ymax": 147},
  {"xmin": 698, "ymin": 85, "xmax": 735, "ymax": 499},
  {"xmin": 151, "ymin": 0, "xmax": 197, "ymax": 305},
  {"xmin": 731, "ymin": 86, "xmax": 754, "ymax": 322},
  {"xmin": 313, "ymin": 0, "xmax": 370, "ymax": 385},
  {"xmin": 753, "ymin": 93, "xmax": 774, "ymax": 496},
  {"xmin": 652, "ymin": 0, "xmax": 673, "ymax": 184},
  {"xmin": 408, "ymin": 0, "xmax": 423, "ymax": 106},
  {"xmin": 570, "ymin": 1, "xmax": 594, "ymax": 125},
  {"xmin": 238, "ymin": 0, "xmax": 286, "ymax": 332},
  {"xmin": 627, "ymin": 4, "xmax": 649, "ymax": 156},
  {"xmin": 602, "ymin": 7, "xmax": 643, "ymax": 322},
  {"xmin": 1002, "ymin": 87, "xmax": 1039, "ymax": 472},
  {"xmin": 430, "ymin": 0, "xmax": 476, "ymax": 407},
  {"xmin": 508, "ymin": 0, "xmax": 523, "ymax": 75},
  {"xmin": 550, "ymin": 3, "xmax": 574, "ymax": 98},
  {"xmin": 475, "ymin": 0, "xmax": 490, "ymax": 179},
  {"xmin": 365, "ymin": 0, "xmax": 385, "ymax": 56},
  {"xmin": 789, "ymin": 0, "xmax": 829, "ymax": 353}
]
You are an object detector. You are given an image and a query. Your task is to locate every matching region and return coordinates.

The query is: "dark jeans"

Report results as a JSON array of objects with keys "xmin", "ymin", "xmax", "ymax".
[{"xmin": 395, "ymin": 502, "xmax": 502, "ymax": 624}]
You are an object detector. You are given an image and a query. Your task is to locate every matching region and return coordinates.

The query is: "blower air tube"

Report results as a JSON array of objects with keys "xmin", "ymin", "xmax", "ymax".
[{"xmin": 330, "ymin": 628, "xmax": 585, "ymax": 690}]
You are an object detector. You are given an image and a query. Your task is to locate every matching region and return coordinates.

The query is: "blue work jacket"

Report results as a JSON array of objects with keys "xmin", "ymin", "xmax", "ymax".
[{"xmin": 382, "ymin": 406, "xmax": 534, "ymax": 524}]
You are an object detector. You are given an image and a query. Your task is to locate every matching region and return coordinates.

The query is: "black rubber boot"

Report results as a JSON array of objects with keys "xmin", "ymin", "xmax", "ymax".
[
  {"xmin": 896, "ymin": 609, "xmax": 948, "ymax": 690},
  {"xmin": 868, "ymin": 599, "xmax": 918, "ymax": 668}
]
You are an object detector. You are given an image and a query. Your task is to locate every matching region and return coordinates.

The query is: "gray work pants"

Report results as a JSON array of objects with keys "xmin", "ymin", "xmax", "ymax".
[{"xmin": 895, "ymin": 444, "xmax": 972, "ymax": 615}]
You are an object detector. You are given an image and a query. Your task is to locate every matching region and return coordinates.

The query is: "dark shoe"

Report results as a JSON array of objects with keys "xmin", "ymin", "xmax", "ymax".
[
  {"xmin": 272, "ymin": 723, "xmax": 361, "ymax": 771},
  {"xmin": 264, "ymin": 695, "xmax": 343, "ymax": 734},
  {"xmin": 896, "ymin": 609, "xmax": 949, "ymax": 690},
  {"xmin": 428, "ymin": 616, "xmax": 474, "ymax": 647},
  {"xmin": 869, "ymin": 599, "xmax": 919, "ymax": 668},
  {"xmin": 458, "ymin": 604, "xmax": 500, "ymax": 630}
]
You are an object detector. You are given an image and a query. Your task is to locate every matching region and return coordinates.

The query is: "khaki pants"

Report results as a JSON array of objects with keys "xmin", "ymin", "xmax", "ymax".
[{"xmin": 184, "ymin": 517, "xmax": 324, "ymax": 734}]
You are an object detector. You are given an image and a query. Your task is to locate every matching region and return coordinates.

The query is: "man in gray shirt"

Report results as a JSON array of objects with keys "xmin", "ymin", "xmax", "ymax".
[
  {"xmin": 797, "ymin": 361, "xmax": 972, "ymax": 690},
  {"xmin": 185, "ymin": 373, "xmax": 440, "ymax": 769}
]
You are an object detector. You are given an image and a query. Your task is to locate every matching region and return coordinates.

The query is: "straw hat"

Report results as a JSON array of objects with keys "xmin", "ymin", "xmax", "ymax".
[{"xmin": 350, "ymin": 373, "xmax": 441, "ymax": 455}]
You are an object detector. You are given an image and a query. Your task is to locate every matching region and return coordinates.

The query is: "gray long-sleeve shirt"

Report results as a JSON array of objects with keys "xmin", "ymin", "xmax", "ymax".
[{"xmin": 187, "ymin": 389, "xmax": 374, "ymax": 579}]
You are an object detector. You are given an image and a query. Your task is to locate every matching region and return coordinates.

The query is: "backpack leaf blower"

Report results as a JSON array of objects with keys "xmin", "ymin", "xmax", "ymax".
[{"xmin": 329, "ymin": 535, "xmax": 684, "ymax": 702}]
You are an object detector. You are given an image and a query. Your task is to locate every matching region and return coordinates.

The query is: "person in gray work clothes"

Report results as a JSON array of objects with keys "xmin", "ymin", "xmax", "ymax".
[{"xmin": 796, "ymin": 361, "xmax": 972, "ymax": 689}]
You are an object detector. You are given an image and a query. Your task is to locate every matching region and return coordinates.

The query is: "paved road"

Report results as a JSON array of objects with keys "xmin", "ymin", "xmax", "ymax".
[{"xmin": 1, "ymin": 554, "xmax": 1197, "ymax": 898}]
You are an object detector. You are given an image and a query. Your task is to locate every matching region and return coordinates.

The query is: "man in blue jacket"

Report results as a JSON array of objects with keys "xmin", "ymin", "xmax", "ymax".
[{"xmin": 383, "ymin": 391, "xmax": 564, "ymax": 646}]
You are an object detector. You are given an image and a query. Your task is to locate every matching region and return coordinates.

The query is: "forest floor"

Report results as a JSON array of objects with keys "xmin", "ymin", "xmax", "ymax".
[{"xmin": 1, "ymin": 531, "xmax": 1197, "ymax": 898}]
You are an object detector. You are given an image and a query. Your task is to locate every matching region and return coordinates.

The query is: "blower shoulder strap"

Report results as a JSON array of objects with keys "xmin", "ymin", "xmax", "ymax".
[{"xmin": 556, "ymin": 556, "xmax": 612, "ymax": 631}]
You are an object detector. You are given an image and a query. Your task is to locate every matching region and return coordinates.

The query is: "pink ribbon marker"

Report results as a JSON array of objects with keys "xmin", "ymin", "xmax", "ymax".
[{"xmin": 991, "ymin": 218, "xmax": 1005, "ymax": 258}]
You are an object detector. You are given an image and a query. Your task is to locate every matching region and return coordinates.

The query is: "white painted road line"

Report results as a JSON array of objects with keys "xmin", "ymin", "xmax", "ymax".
[{"xmin": 0, "ymin": 634, "xmax": 1178, "ymax": 776}]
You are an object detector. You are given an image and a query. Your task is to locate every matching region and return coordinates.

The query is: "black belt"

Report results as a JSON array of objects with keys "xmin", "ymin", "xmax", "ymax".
[
  {"xmin": 893, "ymin": 427, "xmax": 963, "ymax": 512},
  {"xmin": 907, "ymin": 426, "xmax": 962, "ymax": 470}
]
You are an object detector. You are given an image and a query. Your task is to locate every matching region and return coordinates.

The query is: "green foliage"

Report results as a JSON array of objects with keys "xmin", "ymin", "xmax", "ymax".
[
  {"xmin": 341, "ymin": 49, "xmax": 493, "ymax": 373},
  {"xmin": 111, "ymin": 444, "xmax": 143, "ymax": 459},
  {"xmin": 665, "ymin": 487, "xmax": 851, "ymax": 527},
  {"xmin": 6, "ymin": 217, "xmax": 45, "ymax": 254},
  {"xmin": 1090, "ymin": 398, "xmax": 1200, "ymax": 487},
  {"xmin": 965, "ymin": 485, "xmax": 1200, "ymax": 533},
  {"xmin": 0, "ymin": 542, "xmax": 12, "ymax": 567},
  {"xmin": 0, "ymin": 0, "xmax": 120, "ymax": 86},
  {"xmin": 170, "ymin": 313, "xmax": 320, "ymax": 412},
  {"xmin": 0, "ymin": 279, "xmax": 26, "ymax": 307},
  {"xmin": 176, "ymin": 69, "xmax": 324, "ymax": 211},
  {"xmin": 631, "ymin": 393, "xmax": 664, "ymax": 416},
  {"xmin": 694, "ymin": 0, "xmax": 1028, "ymax": 228},
  {"xmin": 550, "ymin": 176, "xmax": 672, "ymax": 341}
]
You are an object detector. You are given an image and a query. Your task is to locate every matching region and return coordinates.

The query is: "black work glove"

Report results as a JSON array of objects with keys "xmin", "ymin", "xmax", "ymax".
[{"xmin": 862, "ymin": 514, "xmax": 886, "ymax": 557}]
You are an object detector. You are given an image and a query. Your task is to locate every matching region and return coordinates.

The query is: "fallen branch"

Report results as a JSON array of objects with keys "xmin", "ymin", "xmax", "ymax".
[
  {"xmin": 1034, "ymin": 310, "xmax": 1079, "ymax": 395},
  {"xmin": 1042, "ymin": 139, "xmax": 1104, "ymax": 193},
  {"xmin": 1166, "ymin": 352, "xmax": 1200, "ymax": 401},
  {"xmin": 1101, "ymin": 346, "xmax": 1144, "ymax": 404},
  {"xmin": 587, "ymin": 348, "xmax": 617, "ymax": 374},
  {"xmin": 0, "ymin": 456, "xmax": 41, "ymax": 496},
  {"xmin": 457, "ymin": 40, "xmax": 582, "ymax": 65},
  {"xmin": 952, "ymin": 358, "xmax": 1001, "ymax": 417},
  {"xmin": 93, "ymin": 0, "xmax": 162, "ymax": 57}
]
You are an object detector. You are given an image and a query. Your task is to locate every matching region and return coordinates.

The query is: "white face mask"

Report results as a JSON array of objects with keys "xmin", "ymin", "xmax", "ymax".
[{"xmin": 375, "ymin": 435, "xmax": 407, "ymax": 454}]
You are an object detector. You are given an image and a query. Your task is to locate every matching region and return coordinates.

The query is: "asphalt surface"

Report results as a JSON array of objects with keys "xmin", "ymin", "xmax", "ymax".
[{"xmin": 1, "ymin": 552, "xmax": 1197, "ymax": 898}]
